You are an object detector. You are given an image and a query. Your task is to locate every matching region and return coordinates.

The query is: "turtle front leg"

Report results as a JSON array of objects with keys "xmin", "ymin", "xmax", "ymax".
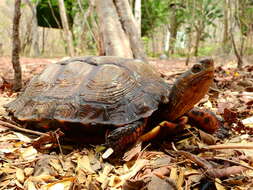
[
  {"xmin": 186, "ymin": 108, "xmax": 220, "ymax": 133},
  {"xmin": 139, "ymin": 116, "xmax": 188, "ymax": 142},
  {"xmin": 105, "ymin": 119, "xmax": 147, "ymax": 151}
]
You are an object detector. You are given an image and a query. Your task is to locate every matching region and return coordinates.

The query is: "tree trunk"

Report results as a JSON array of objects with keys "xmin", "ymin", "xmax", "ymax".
[
  {"xmin": 163, "ymin": 26, "xmax": 170, "ymax": 52},
  {"xmin": 194, "ymin": 29, "xmax": 201, "ymax": 56},
  {"xmin": 95, "ymin": 0, "xmax": 132, "ymax": 57},
  {"xmin": 12, "ymin": 0, "xmax": 22, "ymax": 91},
  {"xmin": 168, "ymin": 9, "xmax": 178, "ymax": 55},
  {"xmin": 58, "ymin": 0, "xmax": 74, "ymax": 56},
  {"xmin": 95, "ymin": 0, "xmax": 146, "ymax": 59},
  {"xmin": 114, "ymin": 0, "xmax": 146, "ymax": 60},
  {"xmin": 194, "ymin": 21, "xmax": 204, "ymax": 57},
  {"xmin": 185, "ymin": 29, "xmax": 193, "ymax": 66},
  {"xmin": 222, "ymin": 0, "xmax": 229, "ymax": 53},
  {"xmin": 25, "ymin": 0, "xmax": 40, "ymax": 56},
  {"xmin": 134, "ymin": 0, "xmax": 141, "ymax": 37},
  {"xmin": 229, "ymin": 0, "xmax": 243, "ymax": 69},
  {"xmin": 231, "ymin": 30, "xmax": 243, "ymax": 69}
]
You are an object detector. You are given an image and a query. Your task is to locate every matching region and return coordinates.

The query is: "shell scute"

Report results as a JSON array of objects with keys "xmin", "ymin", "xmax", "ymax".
[{"xmin": 6, "ymin": 56, "xmax": 170, "ymax": 126}]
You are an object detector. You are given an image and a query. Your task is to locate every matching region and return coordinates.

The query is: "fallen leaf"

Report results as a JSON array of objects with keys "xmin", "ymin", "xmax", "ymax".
[
  {"xmin": 123, "ymin": 142, "xmax": 142, "ymax": 162},
  {"xmin": 14, "ymin": 132, "xmax": 32, "ymax": 143},
  {"xmin": 148, "ymin": 175, "xmax": 177, "ymax": 190},
  {"xmin": 21, "ymin": 146, "xmax": 38, "ymax": 160},
  {"xmin": 77, "ymin": 155, "xmax": 95, "ymax": 174},
  {"xmin": 242, "ymin": 116, "xmax": 253, "ymax": 127},
  {"xmin": 24, "ymin": 168, "xmax": 34, "ymax": 177},
  {"xmin": 16, "ymin": 168, "xmax": 25, "ymax": 183},
  {"xmin": 24, "ymin": 180, "xmax": 37, "ymax": 190},
  {"xmin": 199, "ymin": 130, "xmax": 217, "ymax": 145}
]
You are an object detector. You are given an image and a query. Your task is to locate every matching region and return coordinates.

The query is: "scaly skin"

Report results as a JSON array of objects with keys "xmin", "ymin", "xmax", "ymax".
[
  {"xmin": 186, "ymin": 108, "xmax": 220, "ymax": 133},
  {"xmin": 106, "ymin": 59, "xmax": 219, "ymax": 151},
  {"xmin": 164, "ymin": 59, "xmax": 214, "ymax": 121}
]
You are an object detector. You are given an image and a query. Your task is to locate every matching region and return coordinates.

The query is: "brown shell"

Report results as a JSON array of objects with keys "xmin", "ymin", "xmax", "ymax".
[{"xmin": 6, "ymin": 56, "xmax": 170, "ymax": 126}]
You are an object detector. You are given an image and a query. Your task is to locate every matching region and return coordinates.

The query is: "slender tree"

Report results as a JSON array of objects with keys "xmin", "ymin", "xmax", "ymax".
[
  {"xmin": 222, "ymin": 0, "xmax": 230, "ymax": 53},
  {"xmin": 134, "ymin": 0, "xmax": 142, "ymax": 37},
  {"xmin": 12, "ymin": 0, "xmax": 22, "ymax": 91},
  {"xmin": 58, "ymin": 0, "xmax": 74, "ymax": 56},
  {"xmin": 25, "ymin": 0, "xmax": 40, "ymax": 56}
]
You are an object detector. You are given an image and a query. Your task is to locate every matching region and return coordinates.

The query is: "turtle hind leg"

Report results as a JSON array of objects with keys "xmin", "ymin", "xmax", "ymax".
[
  {"xmin": 105, "ymin": 119, "xmax": 146, "ymax": 152},
  {"xmin": 186, "ymin": 108, "xmax": 221, "ymax": 133}
]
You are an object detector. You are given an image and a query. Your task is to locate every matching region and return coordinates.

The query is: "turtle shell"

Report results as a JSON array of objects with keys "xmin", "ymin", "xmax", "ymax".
[{"xmin": 6, "ymin": 56, "xmax": 170, "ymax": 126}]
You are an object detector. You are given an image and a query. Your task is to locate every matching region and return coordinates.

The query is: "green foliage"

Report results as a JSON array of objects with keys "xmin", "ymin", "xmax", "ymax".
[
  {"xmin": 36, "ymin": 0, "xmax": 89, "ymax": 28},
  {"xmin": 237, "ymin": 0, "xmax": 253, "ymax": 36},
  {"xmin": 185, "ymin": 0, "xmax": 223, "ymax": 35},
  {"xmin": 141, "ymin": 0, "xmax": 170, "ymax": 36},
  {"xmin": 197, "ymin": 45, "xmax": 217, "ymax": 56}
]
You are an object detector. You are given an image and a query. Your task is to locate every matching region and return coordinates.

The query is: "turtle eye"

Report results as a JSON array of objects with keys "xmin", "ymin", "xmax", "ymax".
[{"xmin": 192, "ymin": 64, "xmax": 202, "ymax": 73}]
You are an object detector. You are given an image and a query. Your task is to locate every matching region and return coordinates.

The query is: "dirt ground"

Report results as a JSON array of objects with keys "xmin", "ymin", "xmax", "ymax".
[{"xmin": 0, "ymin": 56, "xmax": 253, "ymax": 190}]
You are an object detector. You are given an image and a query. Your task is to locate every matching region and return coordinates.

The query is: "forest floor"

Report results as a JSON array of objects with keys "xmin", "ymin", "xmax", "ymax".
[{"xmin": 0, "ymin": 56, "xmax": 253, "ymax": 190}]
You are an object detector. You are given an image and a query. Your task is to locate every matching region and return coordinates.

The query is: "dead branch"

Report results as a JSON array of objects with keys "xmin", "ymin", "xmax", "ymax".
[{"xmin": 0, "ymin": 120, "xmax": 46, "ymax": 136}]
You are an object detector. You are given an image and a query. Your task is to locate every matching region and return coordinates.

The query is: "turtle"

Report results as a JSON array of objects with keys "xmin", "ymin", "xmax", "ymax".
[{"xmin": 5, "ymin": 56, "xmax": 219, "ymax": 151}]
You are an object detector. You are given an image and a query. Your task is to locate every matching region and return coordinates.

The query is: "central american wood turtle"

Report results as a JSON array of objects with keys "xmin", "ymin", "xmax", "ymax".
[{"xmin": 5, "ymin": 56, "xmax": 219, "ymax": 151}]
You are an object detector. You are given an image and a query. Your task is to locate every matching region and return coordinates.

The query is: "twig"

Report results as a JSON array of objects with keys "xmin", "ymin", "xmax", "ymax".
[
  {"xmin": 0, "ymin": 120, "xmax": 46, "ymax": 136},
  {"xmin": 203, "ymin": 143, "xmax": 253, "ymax": 150},
  {"xmin": 177, "ymin": 150, "xmax": 248, "ymax": 178},
  {"xmin": 213, "ymin": 157, "xmax": 253, "ymax": 171}
]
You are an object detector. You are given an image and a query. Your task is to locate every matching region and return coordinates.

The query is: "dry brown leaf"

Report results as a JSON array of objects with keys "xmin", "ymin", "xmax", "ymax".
[
  {"xmin": 21, "ymin": 146, "xmax": 38, "ymax": 160},
  {"xmin": 199, "ymin": 130, "xmax": 217, "ymax": 145},
  {"xmin": 169, "ymin": 167, "xmax": 178, "ymax": 182},
  {"xmin": 0, "ymin": 141, "xmax": 16, "ymax": 154},
  {"xmin": 102, "ymin": 163, "xmax": 114, "ymax": 176},
  {"xmin": 152, "ymin": 166, "xmax": 171, "ymax": 178},
  {"xmin": 242, "ymin": 116, "xmax": 253, "ymax": 127},
  {"xmin": 34, "ymin": 155, "xmax": 59, "ymax": 176},
  {"xmin": 29, "ymin": 174, "xmax": 56, "ymax": 183},
  {"xmin": 150, "ymin": 155, "xmax": 172, "ymax": 168},
  {"xmin": 207, "ymin": 166, "xmax": 248, "ymax": 178},
  {"xmin": 88, "ymin": 152, "xmax": 102, "ymax": 172},
  {"xmin": 215, "ymin": 178, "xmax": 226, "ymax": 190},
  {"xmin": 77, "ymin": 155, "xmax": 95, "ymax": 174},
  {"xmin": 16, "ymin": 168, "xmax": 25, "ymax": 183},
  {"xmin": 24, "ymin": 180, "xmax": 37, "ymax": 190},
  {"xmin": 13, "ymin": 132, "xmax": 32, "ymax": 143},
  {"xmin": 24, "ymin": 168, "xmax": 34, "ymax": 177},
  {"xmin": 123, "ymin": 178, "xmax": 144, "ymax": 190},
  {"xmin": 121, "ymin": 159, "xmax": 149, "ymax": 180},
  {"xmin": 176, "ymin": 168, "xmax": 184, "ymax": 189},
  {"xmin": 123, "ymin": 141, "xmax": 142, "ymax": 162},
  {"xmin": 76, "ymin": 170, "xmax": 87, "ymax": 184},
  {"xmin": 108, "ymin": 175, "xmax": 122, "ymax": 188},
  {"xmin": 43, "ymin": 177, "xmax": 75, "ymax": 190},
  {"xmin": 14, "ymin": 179, "xmax": 24, "ymax": 189},
  {"xmin": 49, "ymin": 158, "xmax": 63, "ymax": 175},
  {"xmin": 147, "ymin": 175, "xmax": 177, "ymax": 190}
]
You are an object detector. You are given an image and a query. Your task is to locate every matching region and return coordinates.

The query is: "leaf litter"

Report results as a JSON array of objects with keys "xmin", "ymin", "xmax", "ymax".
[{"xmin": 0, "ymin": 57, "xmax": 253, "ymax": 189}]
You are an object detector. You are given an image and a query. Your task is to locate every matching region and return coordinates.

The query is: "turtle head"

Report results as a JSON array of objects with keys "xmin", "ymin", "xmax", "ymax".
[{"xmin": 166, "ymin": 59, "xmax": 214, "ymax": 121}]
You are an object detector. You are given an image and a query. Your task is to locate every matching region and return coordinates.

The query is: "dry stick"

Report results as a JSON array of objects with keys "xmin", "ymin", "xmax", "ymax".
[
  {"xmin": 203, "ymin": 144, "xmax": 253, "ymax": 150},
  {"xmin": 213, "ymin": 157, "xmax": 253, "ymax": 171},
  {"xmin": 0, "ymin": 120, "xmax": 47, "ymax": 136}
]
